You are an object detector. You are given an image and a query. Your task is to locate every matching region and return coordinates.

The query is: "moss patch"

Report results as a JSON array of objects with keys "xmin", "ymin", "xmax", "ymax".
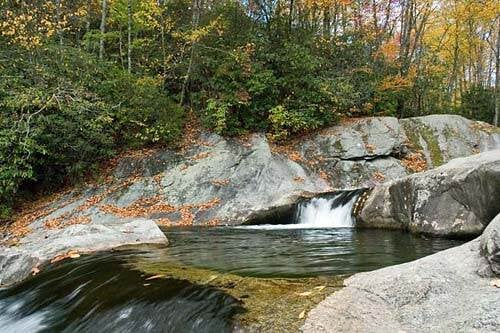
[
  {"xmin": 419, "ymin": 125, "xmax": 443, "ymax": 167},
  {"xmin": 403, "ymin": 120, "xmax": 443, "ymax": 167},
  {"xmin": 333, "ymin": 139, "xmax": 343, "ymax": 152},
  {"xmin": 131, "ymin": 257, "xmax": 343, "ymax": 332},
  {"xmin": 402, "ymin": 122, "xmax": 423, "ymax": 151}
]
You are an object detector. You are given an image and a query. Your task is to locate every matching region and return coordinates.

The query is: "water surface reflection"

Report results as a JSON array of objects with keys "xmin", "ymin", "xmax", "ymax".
[{"xmin": 161, "ymin": 227, "xmax": 464, "ymax": 277}]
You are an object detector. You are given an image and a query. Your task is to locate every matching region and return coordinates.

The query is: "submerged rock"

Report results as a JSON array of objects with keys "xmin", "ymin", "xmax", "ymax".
[
  {"xmin": 358, "ymin": 150, "xmax": 500, "ymax": 237},
  {"xmin": 303, "ymin": 213, "xmax": 500, "ymax": 332}
]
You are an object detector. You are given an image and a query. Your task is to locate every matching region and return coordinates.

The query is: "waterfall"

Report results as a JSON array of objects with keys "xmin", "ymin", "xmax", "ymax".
[
  {"xmin": 237, "ymin": 190, "xmax": 362, "ymax": 230},
  {"xmin": 294, "ymin": 191, "xmax": 361, "ymax": 228}
]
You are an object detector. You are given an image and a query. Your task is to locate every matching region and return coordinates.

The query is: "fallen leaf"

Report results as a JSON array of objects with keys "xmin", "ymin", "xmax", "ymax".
[
  {"xmin": 31, "ymin": 267, "xmax": 40, "ymax": 276},
  {"xmin": 204, "ymin": 275, "xmax": 219, "ymax": 284},
  {"xmin": 490, "ymin": 279, "xmax": 500, "ymax": 288},
  {"xmin": 297, "ymin": 291, "xmax": 313, "ymax": 296},
  {"xmin": 145, "ymin": 274, "xmax": 165, "ymax": 281},
  {"xmin": 68, "ymin": 253, "xmax": 80, "ymax": 259},
  {"xmin": 143, "ymin": 283, "xmax": 151, "ymax": 286},
  {"xmin": 298, "ymin": 310, "xmax": 306, "ymax": 319},
  {"xmin": 314, "ymin": 285, "xmax": 326, "ymax": 292}
]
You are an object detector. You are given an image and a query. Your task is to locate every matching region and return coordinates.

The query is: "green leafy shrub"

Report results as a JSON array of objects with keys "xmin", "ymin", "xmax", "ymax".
[
  {"xmin": 0, "ymin": 45, "xmax": 184, "ymax": 219},
  {"xmin": 461, "ymin": 85, "xmax": 495, "ymax": 124}
]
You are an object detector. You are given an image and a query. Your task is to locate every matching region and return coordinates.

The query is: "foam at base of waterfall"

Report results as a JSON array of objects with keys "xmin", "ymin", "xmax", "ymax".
[{"xmin": 233, "ymin": 223, "xmax": 353, "ymax": 230}]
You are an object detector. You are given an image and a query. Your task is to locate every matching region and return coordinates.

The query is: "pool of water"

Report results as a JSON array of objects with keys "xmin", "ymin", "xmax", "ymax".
[
  {"xmin": 0, "ymin": 227, "xmax": 465, "ymax": 332},
  {"xmin": 161, "ymin": 227, "xmax": 464, "ymax": 277}
]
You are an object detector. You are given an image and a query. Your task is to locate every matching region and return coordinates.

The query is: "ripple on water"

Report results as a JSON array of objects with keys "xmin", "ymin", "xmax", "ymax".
[
  {"xmin": 160, "ymin": 227, "xmax": 464, "ymax": 278},
  {"xmin": 0, "ymin": 227, "xmax": 465, "ymax": 332}
]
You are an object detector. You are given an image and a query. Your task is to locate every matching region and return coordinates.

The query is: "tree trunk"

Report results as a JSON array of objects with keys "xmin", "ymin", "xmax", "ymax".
[
  {"xmin": 323, "ymin": 7, "xmax": 330, "ymax": 37},
  {"xmin": 159, "ymin": 0, "xmax": 167, "ymax": 75},
  {"xmin": 56, "ymin": 0, "xmax": 63, "ymax": 46},
  {"xmin": 494, "ymin": 24, "xmax": 500, "ymax": 126},
  {"xmin": 127, "ymin": 0, "xmax": 132, "ymax": 73},
  {"xmin": 85, "ymin": 0, "xmax": 92, "ymax": 51},
  {"xmin": 288, "ymin": 0, "xmax": 294, "ymax": 33},
  {"xmin": 99, "ymin": 0, "xmax": 108, "ymax": 60},
  {"xmin": 119, "ymin": 29, "xmax": 124, "ymax": 68},
  {"xmin": 180, "ymin": 0, "xmax": 201, "ymax": 105}
]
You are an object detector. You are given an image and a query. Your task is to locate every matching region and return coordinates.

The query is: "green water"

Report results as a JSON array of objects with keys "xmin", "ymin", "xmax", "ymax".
[{"xmin": 160, "ymin": 227, "xmax": 464, "ymax": 277}]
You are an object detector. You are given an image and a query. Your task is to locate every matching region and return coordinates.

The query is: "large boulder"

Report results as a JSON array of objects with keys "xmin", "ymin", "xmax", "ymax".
[
  {"xmin": 0, "ymin": 218, "xmax": 166, "ymax": 286},
  {"xmin": 295, "ymin": 115, "xmax": 500, "ymax": 189},
  {"xmin": 104, "ymin": 132, "xmax": 330, "ymax": 225},
  {"xmin": 358, "ymin": 150, "xmax": 500, "ymax": 237},
  {"xmin": 303, "ymin": 216, "xmax": 500, "ymax": 332},
  {"xmin": 481, "ymin": 213, "xmax": 500, "ymax": 274},
  {"xmin": 401, "ymin": 115, "xmax": 500, "ymax": 168}
]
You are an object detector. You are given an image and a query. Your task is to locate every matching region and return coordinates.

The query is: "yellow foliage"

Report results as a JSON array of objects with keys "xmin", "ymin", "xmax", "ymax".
[
  {"xmin": 1, "ymin": 1, "xmax": 63, "ymax": 49},
  {"xmin": 375, "ymin": 38, "xmax": 399, "ymax": 62}
]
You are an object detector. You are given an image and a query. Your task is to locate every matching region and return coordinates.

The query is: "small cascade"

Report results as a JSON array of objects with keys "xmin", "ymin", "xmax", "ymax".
[{"xmin": 294, "ymin": 190, "xmax": 362, "ymax": 228}]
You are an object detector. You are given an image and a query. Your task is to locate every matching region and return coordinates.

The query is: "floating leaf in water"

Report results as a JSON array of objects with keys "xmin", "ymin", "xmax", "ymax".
[
  {"xmin": 204, "ymin": 275, "xmax": 219, "ymax": 284},
  {"xmin": 145, "ymin": 274, "xmax": 165, "ymax": 280},
  {"xmin": 298, "ymin": 310, "xmax": 306, "ymax": 319}
]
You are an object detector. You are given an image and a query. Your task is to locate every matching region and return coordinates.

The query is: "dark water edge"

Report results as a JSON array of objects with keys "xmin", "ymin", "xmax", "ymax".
[
  {"xmin": 160, "ymin": 227, "xmax": 465, "ymax": 278},
  {"xmin": 0, "ymin": 252, "xmax": 243, "ymax": 333}
]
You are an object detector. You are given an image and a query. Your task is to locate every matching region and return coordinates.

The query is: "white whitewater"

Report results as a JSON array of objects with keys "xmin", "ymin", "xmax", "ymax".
[
  {"xmin": 237, "ymin": 191, "xmax": 360, "ymax": 230},
  {"xmin": 295, "ymin": 194, "xmax": 358, "ymax": 228}
]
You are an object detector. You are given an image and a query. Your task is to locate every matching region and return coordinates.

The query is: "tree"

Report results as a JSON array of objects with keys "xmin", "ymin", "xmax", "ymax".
[
  {"xmin": 127, "ymin": 0, "xmax": 132, "ymax": 73},
  {"xmin": 99, "ymin": 0, "xmax": 108, "ymax": 60},
  {"xmin": 493, "ymin": 22, "xmax": 499, "ymax": 126}
]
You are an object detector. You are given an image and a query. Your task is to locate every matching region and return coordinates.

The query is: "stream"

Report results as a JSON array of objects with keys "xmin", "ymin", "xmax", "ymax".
[
  {"xmin": 0, "ymin": 227, "xmax": 463, "ymax": 332},
  {"xmin": 0, "ymin": 193, "xmax": 465, "ymax": 332},
  {"xmin": 161, "ymin": 227, "xmax": 463, "ymax": 277}
]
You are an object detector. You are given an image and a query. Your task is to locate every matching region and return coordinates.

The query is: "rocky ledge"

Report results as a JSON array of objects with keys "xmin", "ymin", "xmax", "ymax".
[
  {"xmin": 5, "ymin": 114, "xmax": 498, "ymax": 231},
  {"xmin": 358, "ymin": 150, "xmax": 500, "ymax": 237},
  {"xmin": 303, "ymin": 212, "xmax": 500, "ymax": 333},
  {"xmin": 0, "ymin": 219, "xmax": 166, "ymax": 286}
]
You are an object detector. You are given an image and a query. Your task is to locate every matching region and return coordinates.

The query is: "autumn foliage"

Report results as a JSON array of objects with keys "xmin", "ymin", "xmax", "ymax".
[{"xmin": 0, "ymin": 0, "xmax": 499, "ymax": 221}]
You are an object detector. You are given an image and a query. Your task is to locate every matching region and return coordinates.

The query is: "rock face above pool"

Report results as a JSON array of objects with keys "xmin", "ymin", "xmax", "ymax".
[
  {"xmin": 358, "ymin": 150, "xmax": 500, "ymax": 237},
  {"xmin": 303, "ymin": 212, "xmax": 500, "ymax": 333},
  {"xmin": 5, "ymin": 114, "xmax": 498, "ymax": 231}
]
